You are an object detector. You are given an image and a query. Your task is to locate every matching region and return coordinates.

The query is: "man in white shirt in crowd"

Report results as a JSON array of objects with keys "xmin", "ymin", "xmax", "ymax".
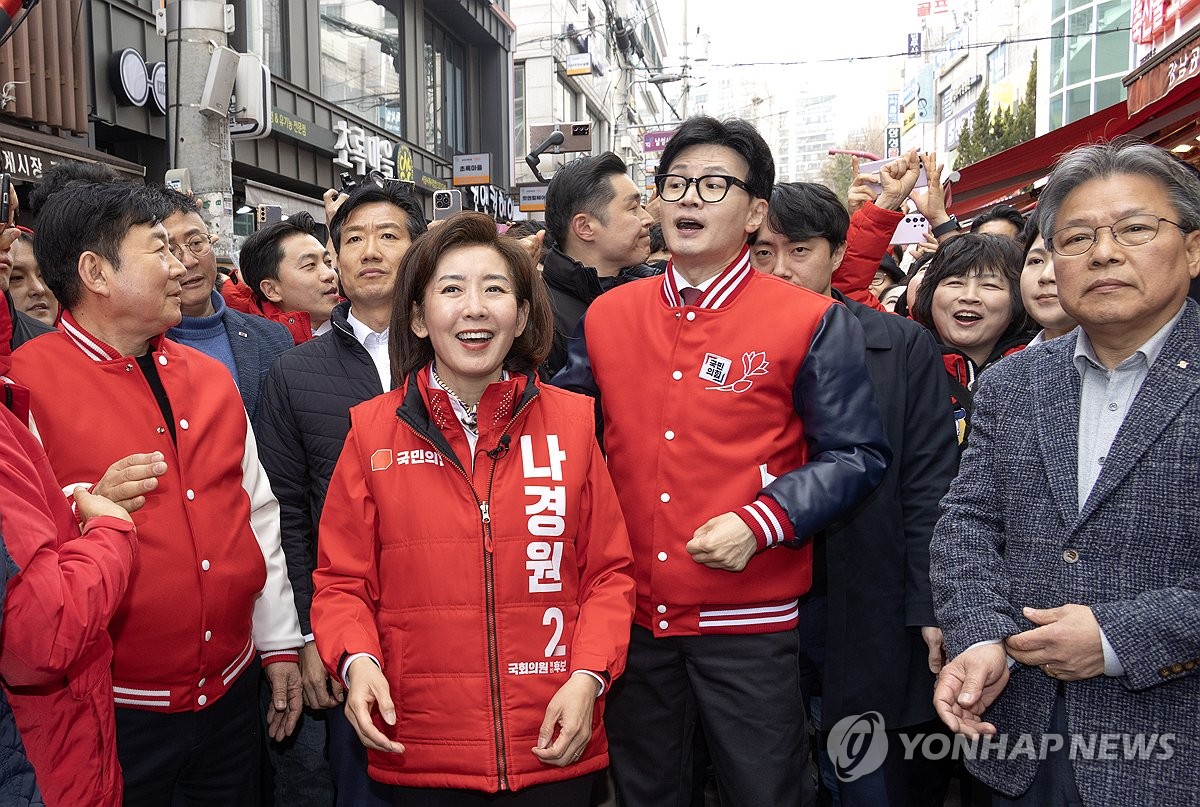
[{"xmin": 254, "ymin": 181, "xmax": 426, "ymax": 806}]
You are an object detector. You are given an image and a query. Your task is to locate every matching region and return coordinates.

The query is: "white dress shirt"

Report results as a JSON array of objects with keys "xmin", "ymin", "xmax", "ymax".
[{"xmin": 346, "ymin": 309, "xmax": 391, "ymax": 391}]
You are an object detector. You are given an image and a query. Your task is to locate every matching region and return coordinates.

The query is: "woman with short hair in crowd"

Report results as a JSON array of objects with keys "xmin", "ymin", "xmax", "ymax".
[{"xmin": 911, "ymin": 232, "xmax": 1032, "ymax": 446}]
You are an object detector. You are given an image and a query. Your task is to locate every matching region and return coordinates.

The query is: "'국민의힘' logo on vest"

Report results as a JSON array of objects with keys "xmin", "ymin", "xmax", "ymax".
[{"xmin": 701, "ymin": 351, "xmax": 769, "ymax": 393}]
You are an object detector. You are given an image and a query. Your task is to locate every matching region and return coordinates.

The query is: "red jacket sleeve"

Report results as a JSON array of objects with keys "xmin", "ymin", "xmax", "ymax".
[
  {"xmin": 0, "ymin": 411, "xmax": 137, "ymax": 685},
  {"xmin": 311, "ymin": 424, "xmax": 384, "ymax": 680},
  {"xmin": 566, "ymin": 430, "xmax": 636, "ymax": 684},
  {"xmin": 833, "ymin": 203, "xmax": 904, "ymax": 312}
]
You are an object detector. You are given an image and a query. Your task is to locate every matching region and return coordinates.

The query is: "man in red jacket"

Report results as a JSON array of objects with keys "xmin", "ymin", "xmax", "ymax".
[
  {"xmin": 555, "ymin": 117, "xmax": 890, "ymax": 806},
  {"xmin": 0, "ymin": 285, "xmax": 138, "ymax": 807},
  {"xmin": 9, "ymin": 182, "xmax": 304, "ymax": 806},
  {"xmin": 223, "ymin": 215, "xmax": 339, "ymax": 344}
]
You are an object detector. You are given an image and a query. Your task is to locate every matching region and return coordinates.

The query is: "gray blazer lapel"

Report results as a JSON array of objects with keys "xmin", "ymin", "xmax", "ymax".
[
  {"xmin": 1079, "ymin": 306, "xmax": 1200, "ymax": 523},
  {"xmin": 1034, "ymin": 335, "xmax": 1082, "ymax": 527}
]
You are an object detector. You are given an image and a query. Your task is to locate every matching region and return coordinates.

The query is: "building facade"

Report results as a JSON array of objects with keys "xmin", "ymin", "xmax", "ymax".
[
  {"xmin": 0, "ymin": 0, "xmax": 147, "ymax": 214},
  {"xmin": 898, "ymin": 0, "xmax": 1044, "ymax": 164},
  {"xmin": 1, "ymin": 0, "xmax": 515, "ymax": 257},
  {"xmin": 510, "ymin": 0, "xmax": 672, "ymax": 200},
  {"xmin": 1040, "ymin": 0, "xmax": 1133, "ymax": 132}
]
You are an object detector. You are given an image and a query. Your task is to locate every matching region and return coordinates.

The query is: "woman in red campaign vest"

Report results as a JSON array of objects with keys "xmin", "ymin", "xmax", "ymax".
[{"xmin": 311, "ymin": 212, "xmax": 635, "ymax": 806}]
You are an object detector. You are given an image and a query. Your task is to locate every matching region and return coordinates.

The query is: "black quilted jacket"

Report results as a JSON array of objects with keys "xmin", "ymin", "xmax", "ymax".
[{"xmin": 254, "ymin": 301, "xmax": 384, "ymax": 635}]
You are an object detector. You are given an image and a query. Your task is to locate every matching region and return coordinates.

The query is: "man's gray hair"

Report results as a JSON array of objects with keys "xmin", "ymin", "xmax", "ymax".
[{"xmin": 1037, "ymin": 139, "xmax": 1200, "ymax": 244}]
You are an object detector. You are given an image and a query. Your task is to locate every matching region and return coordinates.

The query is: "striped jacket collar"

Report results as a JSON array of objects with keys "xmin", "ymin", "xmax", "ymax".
[
  {"xmin": 59, "ymin": 310, "xmax": 164, "ymax": 363},
  {"xmin": 661, "ymin": 245, "xmax": 753, "ymax": 310}
]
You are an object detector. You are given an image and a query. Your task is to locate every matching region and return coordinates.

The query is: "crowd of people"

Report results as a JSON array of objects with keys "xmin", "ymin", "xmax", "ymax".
[{"xmin": 0, "ymin": 115, "xmax": 1196, "ymax": 807}]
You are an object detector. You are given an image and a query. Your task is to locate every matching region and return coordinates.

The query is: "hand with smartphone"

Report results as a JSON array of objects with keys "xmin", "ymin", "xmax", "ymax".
[
  {"xmin": 847, "ymin": 151, "xmax": 936, "ymax": 245},
  {"xmin": 910, "ymin": 153, "xmax": 954, "ymax": 240},
  {"xmin": 0, "ymin": 173, "xmax": 20, "ymax": 276},
  {"xmin": 0, "ymin": 172, "xmax": 11, "ymax": 226},
  {"xmin": 856, "ymin": 151, "xmax": 924, "ymax": 208},
  {"xmin": 432, "ymin": 189, "xmax": 462, "ymax": 221},
  {"xmin": 323, "ymin": 187, "xmax": 349, "ymax": 229}
]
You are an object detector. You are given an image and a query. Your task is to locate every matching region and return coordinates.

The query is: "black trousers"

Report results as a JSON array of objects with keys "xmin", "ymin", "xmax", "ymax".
[
  {"xmin": 392, "ymin": 775, "xmax": 594, "ymax": 806},
  {"xmin": 115, "ymin": 666, "xmax": 260, "ymax": 806},
  {"xmin": 991, "ymin": 689, "xmax": 1083, "ymax": 807},
  {"xmin": 606, "ymin": 625, "xmax": 816, "ymax": 807}
]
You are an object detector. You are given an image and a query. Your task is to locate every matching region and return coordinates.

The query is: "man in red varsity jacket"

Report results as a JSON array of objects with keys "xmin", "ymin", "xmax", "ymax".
[
  {"xmin": 9, "ymin": 182, "xmax": 303, "ymax": 806},
  {"xmin": 555, "ymin": 117, "xmax": 890, "ymax": 806}
]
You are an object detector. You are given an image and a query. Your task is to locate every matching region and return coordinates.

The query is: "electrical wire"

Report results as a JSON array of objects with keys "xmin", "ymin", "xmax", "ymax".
[{"xmin": 699, "ymin": 27, "xmax": 1134, "ymax": 70}]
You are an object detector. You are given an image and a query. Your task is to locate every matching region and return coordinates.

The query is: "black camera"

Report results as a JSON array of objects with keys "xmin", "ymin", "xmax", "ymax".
[{"xmin": 342, "ymin": 169, "xmax": 415, "ymax": 195}]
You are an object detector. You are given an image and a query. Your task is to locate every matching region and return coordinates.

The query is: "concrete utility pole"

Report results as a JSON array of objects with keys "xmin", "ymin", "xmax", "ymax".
[
  {"xmin": 165, "ymin": 0, "xmax": 234, "ymax": 242},
  {"xmin": 680, "ymin": 0, "xmax": 689, "ymax": 119}
]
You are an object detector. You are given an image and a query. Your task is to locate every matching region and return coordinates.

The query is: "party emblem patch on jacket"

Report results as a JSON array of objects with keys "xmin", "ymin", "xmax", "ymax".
[
  {"xmin": 370, "ymin": 448, "xmax": 445, "ymax": 471},
  {"xmin": 702, "ymin": 351, "xmax": 769, "ymax": 393}
]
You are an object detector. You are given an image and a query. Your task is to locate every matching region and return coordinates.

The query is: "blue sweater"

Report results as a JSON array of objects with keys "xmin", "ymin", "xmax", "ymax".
[{"xmin": 167, "ymin": 292, "xmax": 240, "ymax": 387}]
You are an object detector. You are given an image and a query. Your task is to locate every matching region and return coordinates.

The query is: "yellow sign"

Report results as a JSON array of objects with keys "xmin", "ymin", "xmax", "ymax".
[
  {"xmin": 992, "ymin": 79, "xmax": 1016, "ymax": 111},
  {"xmin": 394, "ymin": 144, "xmax": 414, "ymax": 183},
  {"xmin": 519, "ymin": 185, "xmax": 548, "ymax": 212}
]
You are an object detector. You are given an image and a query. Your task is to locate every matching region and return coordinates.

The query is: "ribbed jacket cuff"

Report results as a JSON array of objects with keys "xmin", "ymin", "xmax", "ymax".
[
  {"xmin": 260, "ymin": 650, "xmax": 300, "ymax": 667},
  {"xmin": 736, "ymin": 495, "xmax": 795, "ymax": 550}
]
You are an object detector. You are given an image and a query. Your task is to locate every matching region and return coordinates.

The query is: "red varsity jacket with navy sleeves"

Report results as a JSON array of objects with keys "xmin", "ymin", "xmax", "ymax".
[{"xmin": 554, "ymin": 247, "xmax": 890, "ymax": 637}]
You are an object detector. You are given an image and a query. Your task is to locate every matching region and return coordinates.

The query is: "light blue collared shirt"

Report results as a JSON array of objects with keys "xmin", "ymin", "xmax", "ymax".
[{"xmin": 1072, "ymin": 302, "xmax": 1187, "ymax": 676}]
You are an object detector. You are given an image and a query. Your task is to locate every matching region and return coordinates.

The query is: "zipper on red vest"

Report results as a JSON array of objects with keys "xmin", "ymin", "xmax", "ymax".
[
  {"xmin": 483, "ymin": 393, "xmax": 537, "ymax": 790},
  {"xmin": 400, "ymin": 392, "xmax": 536, "ymax": 791}
]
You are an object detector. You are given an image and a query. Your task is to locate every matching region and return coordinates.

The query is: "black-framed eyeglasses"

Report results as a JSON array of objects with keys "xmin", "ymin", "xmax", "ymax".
[
  {"xmin": 169, "ymin": 233, "xmax": 217, "ymax": 261},
  {"xmin": 1049, "ymin": 215, "xmax": 1188, "ymax": 256},
  {"xmin": 655, "ymin": 174, "xmax": 751, "ymax": 203}
]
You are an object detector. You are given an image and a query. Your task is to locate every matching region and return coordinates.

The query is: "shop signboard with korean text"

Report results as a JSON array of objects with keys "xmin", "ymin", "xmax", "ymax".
[
  {"xmin": 453, "ymin": 153, "xmax": 492, "ymax": 186},
  {"xmin": 519, "ymin": 185, "xmax": 548, "ymax": 213},
  {"xmin": 334, "ymin": 119, "xmax": 399, "ymax": 178},
  {"xmin": 466, "ymin": 184, "xmax": 515, "ymax": 221}
]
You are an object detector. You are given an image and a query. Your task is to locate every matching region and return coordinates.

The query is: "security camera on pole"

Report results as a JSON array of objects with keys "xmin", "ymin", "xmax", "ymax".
[{"xmin": 162, "ymin": 0, "xmax": 237, "ymax": 244}]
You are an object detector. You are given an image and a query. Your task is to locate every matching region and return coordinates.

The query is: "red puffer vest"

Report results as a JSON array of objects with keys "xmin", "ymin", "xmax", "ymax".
[{"xmin": 313, "ymin": 367, "xmax": 635, "ymax": 792}]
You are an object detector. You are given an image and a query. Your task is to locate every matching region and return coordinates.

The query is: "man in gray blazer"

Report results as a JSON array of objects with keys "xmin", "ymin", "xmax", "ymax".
[
  {"xmin": 931, "ymin": 140, "xmax": 1200, "ymax": 806},
  {"xmin": 159, "ymin": 188, "xmax": 293, "ymax": 422}
]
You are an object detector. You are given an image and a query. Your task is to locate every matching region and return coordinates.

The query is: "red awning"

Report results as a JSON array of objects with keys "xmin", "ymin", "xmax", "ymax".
[{"xmin": 947, "ymin": 102, "xmax": 1133, "ymax": 219}]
